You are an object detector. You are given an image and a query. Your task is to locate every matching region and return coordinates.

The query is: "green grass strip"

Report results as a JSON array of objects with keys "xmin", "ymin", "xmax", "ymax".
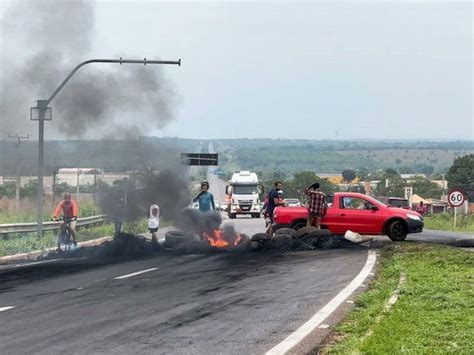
[
  {"xmin": 321, "ymin": 243, "xmax": 474, "ymax": 354},
  {"xmin": 0, "ymin": 218, "xmax": 156, "ymax": 257},
  {"xmin": 424, "ymin": 214, "xmax": 474, "ymax": 233}
]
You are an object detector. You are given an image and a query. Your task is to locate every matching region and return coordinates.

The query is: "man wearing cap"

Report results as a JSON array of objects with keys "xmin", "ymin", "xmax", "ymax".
[{"xmin": 193, "ymin": 181, "xmax": 215, "ymax": 213}]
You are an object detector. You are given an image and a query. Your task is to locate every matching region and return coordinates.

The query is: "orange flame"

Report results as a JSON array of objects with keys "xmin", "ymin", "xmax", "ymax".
[{"xmin": 203, "ymin": 229, "xmax": 242, "ymax": 249}]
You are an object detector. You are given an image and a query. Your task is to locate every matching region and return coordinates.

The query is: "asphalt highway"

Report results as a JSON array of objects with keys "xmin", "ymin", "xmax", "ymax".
[{"xmin": 0, "ymin": 217, "xmax": 371, "ymax": 354}]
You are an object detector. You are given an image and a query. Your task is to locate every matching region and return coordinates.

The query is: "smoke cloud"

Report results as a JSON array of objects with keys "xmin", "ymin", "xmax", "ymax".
[{"xmin": 0, "ymin": 0, "xmax": 179, "ymax": 139}]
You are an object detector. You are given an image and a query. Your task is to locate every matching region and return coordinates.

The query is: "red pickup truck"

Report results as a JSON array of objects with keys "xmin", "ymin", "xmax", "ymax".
[{"xmin": 273, "ymin": 192, "xmax": 423, "ymax": 241}]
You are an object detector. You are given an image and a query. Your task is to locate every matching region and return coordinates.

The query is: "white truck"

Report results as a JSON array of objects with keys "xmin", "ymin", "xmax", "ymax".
[{"xmin": 225, "ymin": 171, "xmax": 261, "ymax": 219}]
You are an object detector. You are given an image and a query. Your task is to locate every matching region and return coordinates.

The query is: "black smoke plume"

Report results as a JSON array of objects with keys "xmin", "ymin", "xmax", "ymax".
[{"xmin": 0, "ymin": 0, "xmax": 179, "ymax": 139}]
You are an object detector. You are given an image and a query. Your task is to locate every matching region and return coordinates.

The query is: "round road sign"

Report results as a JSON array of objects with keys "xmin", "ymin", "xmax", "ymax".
[{"xmin": 448, "ymin": 190, "xmax": 465, "ymax": 207}]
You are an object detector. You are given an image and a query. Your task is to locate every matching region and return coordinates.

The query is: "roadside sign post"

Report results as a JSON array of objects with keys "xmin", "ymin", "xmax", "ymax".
[
  {"xmin": 404, "ymin": 187, "xmax": 413, "ymax": 208},
  {"xmin": 448, "ymin": 189, "xmax": 466, "ymax": 228}
]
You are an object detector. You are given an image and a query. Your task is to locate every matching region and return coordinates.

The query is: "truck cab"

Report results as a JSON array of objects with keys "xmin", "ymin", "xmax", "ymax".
[{"xmin": 226, "ymin": 171, "xmax": 262, "ymax": 219}]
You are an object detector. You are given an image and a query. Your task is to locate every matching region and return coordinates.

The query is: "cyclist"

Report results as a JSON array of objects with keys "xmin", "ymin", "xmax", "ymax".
[{"xmin": 53, "ymin": 193, "xmax": 79, "ymax": 248}]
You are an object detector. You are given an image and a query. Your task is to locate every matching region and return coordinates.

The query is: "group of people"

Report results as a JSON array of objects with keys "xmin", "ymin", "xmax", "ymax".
[
  {"xmin": 51, "ymin": 181, "xmax": 215, "ymax": 250},
  {"xmin": 262, "ymin": 180, "xmax": 327, "ymax": 233},
  {"xmin": 51, "ymin": 178, "xmax": 326, "ymax": 249}
]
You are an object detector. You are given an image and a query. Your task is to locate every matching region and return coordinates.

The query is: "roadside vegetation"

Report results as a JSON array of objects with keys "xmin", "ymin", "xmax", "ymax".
[
  {"xmin": 320, "ymin": 243, "xmax": 474, "ymax": 354},
  {"xmin": 424, "ymin": 213, "xmax": 474, "ymax": 233},
  {"xmin": 0, "ymin": 197, "xmax": 155, "ymax": 257},
  {"xmin": 0, "ymin": 218, "xmax": 149, "ymax": 257}
]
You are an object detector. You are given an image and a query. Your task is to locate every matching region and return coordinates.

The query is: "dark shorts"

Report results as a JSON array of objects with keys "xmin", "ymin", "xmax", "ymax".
[{"xmin": 149, "ymin": 228, "xmax": 158, "ymax": 233}]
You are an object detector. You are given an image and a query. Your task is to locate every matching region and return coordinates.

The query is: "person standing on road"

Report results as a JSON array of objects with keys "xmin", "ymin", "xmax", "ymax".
[
  {"xmin": 193, "ymin": 181, "xmax": 215, "ymax": 213},
  {"xmin": 266, "ymin": 181, "xmax": 286, "ymax": 233},
  {"xmin": 53, "ymin": 192, "xmax": 79, "ymax": 247},
  {"xmin": 148, "ymin": 204, "xmax": 160, "ymax": 243},
  {"xmin": 416, "ymin": 201, "xmax": 428, "ymax": 216},
  {"xmin": 304, "ymin": 182, "xmax": 326, "ymax": 229}
]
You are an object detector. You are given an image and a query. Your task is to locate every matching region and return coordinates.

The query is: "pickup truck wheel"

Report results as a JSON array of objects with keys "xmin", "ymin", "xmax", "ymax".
[
  {"xmin": 229, "ymin": 213, "xmax": 236, "ymax": 219},
  {"xmin": 388, "ymin": 221, "xmax": 407, "ymax": 241}
]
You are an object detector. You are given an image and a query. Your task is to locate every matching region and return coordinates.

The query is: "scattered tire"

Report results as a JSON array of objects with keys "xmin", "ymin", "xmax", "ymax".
[
  {"xmin": 294, "ymin": 226, "xmax": 319, "ymax": 239},
  {"xmin": 387, "ymin": 220, "xmax": 407, "ymax": 241},
  {"xmin": 272, "ymin": 234, "xmax": 293, "ymax": 252},
  {"xmin": 165, "ymin": 230, "xmax": 194, "ymax": 246},
  {"xmin": 251, "ymin": 233, "xmax": 272, "ymax": 242},
  {"xmin": 235, "ymin": 234, "xmax": 251, "ymax": 251},
  {"xmin": 305, "ymin": 229, "xmax": 331, "ymax": 239},
  {"xmin": 275, "ymin": 228, "xmax": 296, "ymax": 238}
]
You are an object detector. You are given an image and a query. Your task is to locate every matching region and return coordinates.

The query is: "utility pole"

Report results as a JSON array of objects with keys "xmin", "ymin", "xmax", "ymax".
[
  {"xmin": 31, "ymin": 57, "xmax": 181, "ymax": 236},
  {"xmin": 76, "ymin": 161, "xmax": 81, "ymax": 196},
  {"xmin": 8, "ymin": 133, "xmax": 30, "ymax": 210}
]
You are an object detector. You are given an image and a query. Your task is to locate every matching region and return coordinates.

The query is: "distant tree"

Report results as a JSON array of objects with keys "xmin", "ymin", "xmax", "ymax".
[
  {"xmin": 399, "ymin": 166, "xmax": 413, "ymax": 174},
  {"xmin": 341, "ymin": 169, "xmax": 356, "ymax": 192},
  {"xmin": 411, "ymin": 176, "xmax": 443, "ymax": 199},
  {"xmin": 395, "ymin": 159, "xmax": 402, "ymax": 165},
  {"xmin": 0, "ymin": 181, "xmax": 16, "ymax": 198},
  {"xmin": 20, "ymin": 180, "xmax": 38, "ymax": 198},
  {"xmin": 375, "ymin": 175, "xmax": 405, "ymax": 198},
  {"xmin": 384, "ymin": 168, "xmax": 399, "ymax": 177},
  {"xmin": 341, "ymin": 169, "xmax": 356, "ymax": 183},
  {"xmin": 291, "ymin": 171, "xmax": 337, "ymax": 197},
  {"xmin": 446, "ymin": 154, "xmax": 474, "ymax": 199},
  {"xmin": 356, "ymin": 168, "xmax": 370, "ymax": 181},
  {"xmin": 415, "ymin": 164, "xmax": 434, "ymax": 176},
  {"xmin": 54, "ymin": 182, "xmax": 74, "ymax": 196}
]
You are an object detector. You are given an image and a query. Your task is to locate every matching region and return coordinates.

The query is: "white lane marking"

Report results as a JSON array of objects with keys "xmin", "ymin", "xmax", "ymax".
[
  {"xmin": 0, "ymin": 306, "xmax": 15, "ymax": 312},
  {"xmin": 266, "ymin": 250, "xmax": 377, "ymax": 355},
  {"xmin": 114, "ymin": 268, "xmax": 158, "ymax": 280}
]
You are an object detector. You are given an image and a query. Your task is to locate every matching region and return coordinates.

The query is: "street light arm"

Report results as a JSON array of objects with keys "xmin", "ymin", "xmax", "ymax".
[{"xmin": 46, "ymin": 58, "xmax": 181, "ymax": 105}]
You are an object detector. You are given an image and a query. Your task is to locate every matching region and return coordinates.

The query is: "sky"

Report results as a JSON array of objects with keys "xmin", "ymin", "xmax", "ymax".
[{"xmin": 0, "ymin": 0, "xmax": 472, "ymax": 140}]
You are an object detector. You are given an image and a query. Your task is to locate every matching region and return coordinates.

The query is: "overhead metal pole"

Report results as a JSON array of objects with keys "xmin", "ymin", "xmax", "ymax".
[{"xmin": 33, "ymin": 58, "xmax": 181, "ymax": 236}]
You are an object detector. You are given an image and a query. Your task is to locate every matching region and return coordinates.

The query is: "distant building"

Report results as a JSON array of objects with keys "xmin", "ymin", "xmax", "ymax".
[{"xmin": 57, "ymin": 168, "xmax": 104, "ymax": 187}]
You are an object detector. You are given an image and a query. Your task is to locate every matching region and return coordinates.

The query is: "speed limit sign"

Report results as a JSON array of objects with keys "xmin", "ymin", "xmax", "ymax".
[{"xmin": 448, "ymin": 189, "xmax": 466, "ymax": 207}]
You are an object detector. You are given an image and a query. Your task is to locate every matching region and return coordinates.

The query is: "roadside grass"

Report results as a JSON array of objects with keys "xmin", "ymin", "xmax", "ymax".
[
  {"xmin": 0, "ymin": 199, "xmax": 100, "ymax": 224},
  {"xmin": 320, "ymin": 243, "xmax": 474, "ymax": 354},
  {"xmin": 0, "ymin": 217, "xmax": 154, "ymax": 257},
  {"xmin": 424, "ymin": 213, "xmax": 474, "ymax": 233}
]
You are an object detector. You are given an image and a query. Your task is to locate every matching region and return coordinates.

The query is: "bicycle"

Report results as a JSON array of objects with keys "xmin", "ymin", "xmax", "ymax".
[{"xmin": 56, "ymin": 216, "xmax": 77, "ymax": 252}]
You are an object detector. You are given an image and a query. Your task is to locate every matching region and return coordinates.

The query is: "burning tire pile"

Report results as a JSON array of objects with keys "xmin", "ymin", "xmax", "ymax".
[{"xmin": 162, "ymin": 225, "xmax": 357, "ymax": 254}]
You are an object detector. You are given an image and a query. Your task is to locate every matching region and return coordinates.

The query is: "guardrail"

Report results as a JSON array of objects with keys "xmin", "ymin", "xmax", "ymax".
[{"xmin": 0, "ymin": 215, "xmax": 112, "ymax": 236}]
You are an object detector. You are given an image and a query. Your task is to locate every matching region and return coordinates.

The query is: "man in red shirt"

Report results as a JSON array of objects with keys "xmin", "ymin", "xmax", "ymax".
[
  {"xmin": 304, "ymin": 182, "xmax": 326, "ymax": 229},
  {"xmin": 53, "ymin": 193, "xmax": 79, "ymax": 246}
]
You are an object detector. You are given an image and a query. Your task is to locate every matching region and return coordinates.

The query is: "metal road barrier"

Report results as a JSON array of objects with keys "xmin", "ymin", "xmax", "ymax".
[{"xmin": 0, "ymin": 215, "xmax": 112, "ymax": 236}]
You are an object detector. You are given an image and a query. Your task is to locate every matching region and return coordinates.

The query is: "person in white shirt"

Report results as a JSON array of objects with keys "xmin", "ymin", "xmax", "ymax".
[{"xmin": 148, "ymin": 204, "xmax": 160, "ymax": 243}]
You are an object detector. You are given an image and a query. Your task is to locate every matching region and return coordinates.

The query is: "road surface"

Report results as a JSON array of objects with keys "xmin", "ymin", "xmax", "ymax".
[{"xmin": 0, "ymin": 217, "xmax": 371, "ymax": 354}]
